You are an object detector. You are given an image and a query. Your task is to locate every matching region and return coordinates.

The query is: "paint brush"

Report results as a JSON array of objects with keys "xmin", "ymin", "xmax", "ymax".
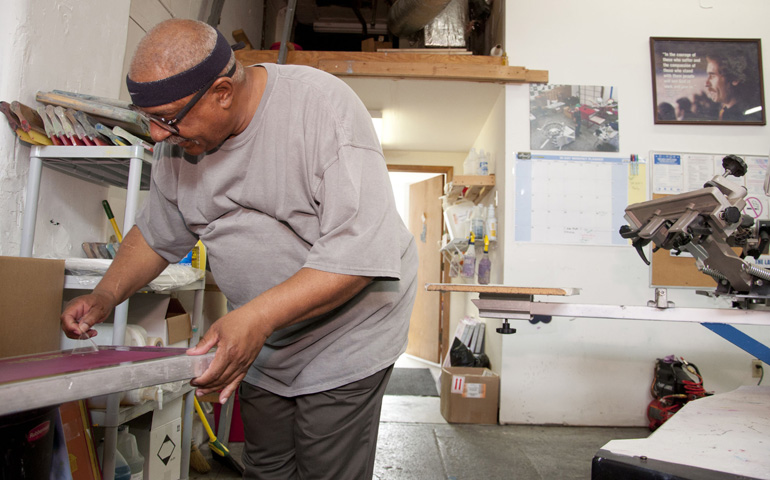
[
  {"xmin": 37, "ymin": 106, "xmax": 63, "ymax": 145},
  {"xmin": 10, "ymin": 101, "xmax": 53, "ymax": 144},
  {"xmin": 112, "ymin": 126, "xmax": 154, "ymax": 152},
  {"xmin": 64, "ymin": 108, "xmax": 94, "ymax": 145},
  {"xmin": 73, "ymin": 110, "xmax": 110, "ymax": 146},
  {"xmin": 10, "ymin": 101, "xmax": 45, "ymax": 132},
  {"xmin": 45, "ymin": 105, "xmax": 71, "ymax": 145},
  {"xmin": 54, "ymin": 106, "xmax": 85, "ymax": 145},
  {"xmin": 0, "ymin": 101, "xmax": 52, "ymax": 145},
  {"xmin": 102, "ymin": 200, "xmax": 123, "ymax": 242},
  {"xmin": 95, "ymin": 123, "xmax": 128, "ymax": 146}
]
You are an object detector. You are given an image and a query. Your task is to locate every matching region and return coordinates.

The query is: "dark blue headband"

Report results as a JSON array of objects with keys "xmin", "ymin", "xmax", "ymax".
[{"xmin": 126, "ymin": 29, "xmax": 232, "ymax": 107}]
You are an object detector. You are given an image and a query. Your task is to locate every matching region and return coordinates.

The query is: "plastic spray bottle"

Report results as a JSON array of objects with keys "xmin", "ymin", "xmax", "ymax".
[
  {"xmin": 449, "ymin": 249, "xmax": 462, "ymax": 278},
  {"xmin": 486, "ymin": 204, "xmax": 497, "ymax": 243},
  {"xmin": 461, "ymin": 232, "xmax": 477, "ymax": 279},
  {"xmin": 471, "ymin": 205, "xmax": 485, "ymax": 241},
  {"xmin": 477, "ymin": 235, "xmax": 491, "ymax": 285}
]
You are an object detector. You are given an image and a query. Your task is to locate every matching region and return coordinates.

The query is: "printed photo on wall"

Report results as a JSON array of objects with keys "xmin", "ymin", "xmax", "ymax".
[
  {"xmin": 650, "ymin": 37, "xmax": 765, "ymax": 125},
  {"xmin": 529, "ymin": 84, "xmax": 619, "ymax": 153}
]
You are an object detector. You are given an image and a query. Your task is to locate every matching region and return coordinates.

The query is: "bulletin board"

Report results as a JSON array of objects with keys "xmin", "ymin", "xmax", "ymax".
[{"xmin": 649, "ymin": 151, "xmax": 770, "ymax": 288}]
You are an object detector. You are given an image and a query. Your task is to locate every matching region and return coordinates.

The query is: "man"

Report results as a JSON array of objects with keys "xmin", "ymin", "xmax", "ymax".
[
  {"xmin": 61, "ymin": 19, "xmax": 417, "ymax": 479},
  {"xmin": 704, "ymin": 46, "xmax": 763, "ymax": 122}
]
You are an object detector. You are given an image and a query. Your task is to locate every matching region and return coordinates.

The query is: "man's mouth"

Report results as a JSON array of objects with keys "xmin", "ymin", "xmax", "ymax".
[{"xmin": 167, "ymin": 135, "xmax": 199, "ymax": 147}]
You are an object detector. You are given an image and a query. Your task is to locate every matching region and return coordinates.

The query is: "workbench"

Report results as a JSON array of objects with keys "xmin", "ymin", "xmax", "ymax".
[
  {"xmin": 593, "ymin": 386, "xmax": 770, "ymax": 479},
  {"xmin": 425, "ymin": 284, "xmax": 770, "ymax": 364},
  {"xmin": 0, "ymin": 347, "xmax": 214, "ymax": 478}
]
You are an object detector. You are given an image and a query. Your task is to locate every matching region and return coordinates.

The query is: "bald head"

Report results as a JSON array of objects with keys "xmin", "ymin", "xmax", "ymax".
[
  {"xmin": 129, "ymin": 18, "xmax": 244, "ymax": 85},
  {"xmin": 129, "ymin": 19, "xmax": 216, "ymax": 82}
]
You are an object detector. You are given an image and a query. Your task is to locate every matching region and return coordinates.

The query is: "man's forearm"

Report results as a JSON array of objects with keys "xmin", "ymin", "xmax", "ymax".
[
  {"xmin": 94, "ymin": 226, "xmax": 170, "ymax": 304},
  {"xmin": 242, "ymin": 267, "xmax": 373, "ymax": 335}
]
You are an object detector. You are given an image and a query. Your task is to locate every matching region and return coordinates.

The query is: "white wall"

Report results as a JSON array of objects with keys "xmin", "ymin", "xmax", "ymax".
[
  {"xmin": 0, "ymin": 0, "xmax": 131, "ymax": 258},
  {"xmin": 465, "ymin": 90, "xmax": 506, "ymax": 374},
  {"xmin": 501, "ymin": 0, "xmax": 770, "ymax": 425}
]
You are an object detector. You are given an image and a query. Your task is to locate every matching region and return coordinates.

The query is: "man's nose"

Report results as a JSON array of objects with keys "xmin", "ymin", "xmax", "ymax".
[{"xmin": 149, "ymin": 122, "xmax": 173, "ymax": 143}]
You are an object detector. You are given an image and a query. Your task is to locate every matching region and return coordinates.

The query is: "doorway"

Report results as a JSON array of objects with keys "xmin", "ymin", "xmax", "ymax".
[{"xmin": 388, "ymin": 165, "xmax": 453, "ymax": 364}]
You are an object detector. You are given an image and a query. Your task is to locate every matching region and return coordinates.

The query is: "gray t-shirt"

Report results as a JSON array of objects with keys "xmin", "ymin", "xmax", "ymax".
[{"xmin": 136, "ymin": 63, "xmax": 417, "ymax": 396}]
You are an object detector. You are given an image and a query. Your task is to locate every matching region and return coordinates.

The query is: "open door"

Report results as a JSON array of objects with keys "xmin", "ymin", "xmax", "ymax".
[{"xmin": 405, "ymin": 174, "xmax": 445, "ymax": 363}]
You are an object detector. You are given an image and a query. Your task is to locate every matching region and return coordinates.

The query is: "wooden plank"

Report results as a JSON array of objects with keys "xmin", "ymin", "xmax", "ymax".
[
  {"xmin": 320, "ymin": 60, "xmax": 531, "ymax": 83},
  {"xmin": 378, "ymin": 48, "xmax": 473, "ymax": 55},
  {"xmin": 453, "ymin": 174, "xmax": 495, "ymax": 186},
  {"xmin": 235, "ymin": 50, "xmax": 548, "ymax": 84},
  {"xmin": 237, "ymin": 50, "xmax": 508, "ymax": 66},
  {"xmin": 425, "ymin": 283, "xmax": 579, "ymax": 296}
]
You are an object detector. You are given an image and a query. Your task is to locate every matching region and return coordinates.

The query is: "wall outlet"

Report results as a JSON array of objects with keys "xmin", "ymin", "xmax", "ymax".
[{"xmin": 752, "ymin": 359, "xmax": 763, "ymax": 378}]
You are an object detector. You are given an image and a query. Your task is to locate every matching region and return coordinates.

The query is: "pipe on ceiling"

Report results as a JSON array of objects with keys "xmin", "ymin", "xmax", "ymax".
[{"xmin": 387, "ymin": 0, "xmax": 454, "ymax": 37}]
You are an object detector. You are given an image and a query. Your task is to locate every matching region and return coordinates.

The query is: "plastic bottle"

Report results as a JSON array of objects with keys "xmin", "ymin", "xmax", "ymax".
[
  {"xmin": 486, "ymin": 204, "xmax": 498, "ymax": 243},
  {"xmin": 471, "ymin": 205, "xmax": 485, "ymax": 241},
  {"xmin": 449, "ymin": 250, "xmax": 462, "ymax": 278},
  {"xmin": 461, "ymin": 232, "xmax": 477, "ymax": 279},
  {"xmin": 97, "ymin": 440, "xmax": 132, "ymax": 480},
  {"xmin": 463, "ymin": 148, "xmax": 478, "ymax": 175},
  {"xmin": 477, "ymin": 149, "xmax": 488, "ymax": 175},
  {"xmin": 477, "ymin": 235, "xmax": 491, "ymax": 285},
  {"xmin": 116, "ymin": 425, "xmax": 144, "ymax": 480}
]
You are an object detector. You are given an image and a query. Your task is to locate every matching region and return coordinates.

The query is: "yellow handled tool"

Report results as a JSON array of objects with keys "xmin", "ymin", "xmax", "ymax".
[
  {"xmin": 193, "ymin": 396, "xmax": 244, "ymax": 474},
  {"xmin": 101, "ymin": 200, "xmax": 123, "ymax": 242}
]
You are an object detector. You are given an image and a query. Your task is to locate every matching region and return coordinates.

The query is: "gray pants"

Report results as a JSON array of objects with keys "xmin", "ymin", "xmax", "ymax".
[{"xmin": 238, "ymin": 366, "xmax": 393, "ymax": 480}]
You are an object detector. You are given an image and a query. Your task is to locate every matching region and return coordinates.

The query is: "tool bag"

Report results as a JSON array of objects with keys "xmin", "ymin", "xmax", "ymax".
[{"xmin": 647, "ymin": 356, "xmax": 709, "ymax": 430}]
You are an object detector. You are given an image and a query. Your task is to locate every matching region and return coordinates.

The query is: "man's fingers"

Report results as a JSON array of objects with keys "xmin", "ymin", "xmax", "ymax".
[
  {"xmin": 187, "ymin": 332, "xmax": 218, "ymax": 356},
  {"xmin": 219, "ymin": 376, "xmax": 245, "ymax": 404}
]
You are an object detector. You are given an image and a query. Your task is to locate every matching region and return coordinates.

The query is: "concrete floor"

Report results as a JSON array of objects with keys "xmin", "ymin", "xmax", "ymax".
[{"xmin": 188, "ymin": 355, "xmax": 649, "ymax": 479}]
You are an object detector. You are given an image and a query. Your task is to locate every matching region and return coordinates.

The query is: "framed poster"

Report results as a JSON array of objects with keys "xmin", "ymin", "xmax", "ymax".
[{"xmin": 650, "ymin": 37, "xmax": 765, "ymax": 125}]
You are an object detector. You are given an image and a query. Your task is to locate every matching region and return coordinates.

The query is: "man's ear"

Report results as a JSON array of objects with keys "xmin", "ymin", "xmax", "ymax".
[{"xmin": 212, "ymin": 78, "xmax": 234, "ymax": 108}]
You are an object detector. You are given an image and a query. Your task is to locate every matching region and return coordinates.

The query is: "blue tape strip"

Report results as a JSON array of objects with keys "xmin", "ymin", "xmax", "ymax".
[{"xmin": 701, "ymin": 323, "xmax": 770, "ymax": 365}]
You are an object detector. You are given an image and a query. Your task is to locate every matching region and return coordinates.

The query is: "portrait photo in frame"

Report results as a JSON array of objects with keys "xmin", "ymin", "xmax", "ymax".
[{"xmin": 650, "ymin": 37, "xmax": 765, "ymax": 125}]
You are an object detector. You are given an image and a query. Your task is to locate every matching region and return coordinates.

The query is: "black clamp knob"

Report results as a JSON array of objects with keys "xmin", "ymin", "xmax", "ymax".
[
  {"xmin": 496, "ymin": 319, "xmax": 517, "ymax": 334},
  {"xmin": 721, "ymin": 206, "xmax": 742, "ymax": 224},
  {"xmin": 722, "ymin": 154, "xmax": 747, "ymax": 178}
]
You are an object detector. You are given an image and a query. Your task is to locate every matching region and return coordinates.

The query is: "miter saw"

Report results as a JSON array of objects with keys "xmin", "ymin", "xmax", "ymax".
[{"xmin": 620, "ymin": 154, "xmax": 770, "ymax": 308}]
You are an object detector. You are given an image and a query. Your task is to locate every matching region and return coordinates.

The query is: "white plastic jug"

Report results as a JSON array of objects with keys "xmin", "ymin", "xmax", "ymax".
[
  {"xmin": 443, "ymin": 200, "xmax": 474, "ymax": 241},
  {"xmin": 116, "ymin": 425, "xmax": 144, "ymax": 480}
]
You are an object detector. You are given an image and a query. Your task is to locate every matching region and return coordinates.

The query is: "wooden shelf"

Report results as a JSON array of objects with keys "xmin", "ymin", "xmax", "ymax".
[
  {"xmin": 425, "ymin": 283, "xmax": 580, "ymax": 296},
  {"xmin": 448, "ymin": 174, "xmax": 495, "ymax": 203},
  {"xmin": 235, "ymin": 50, "xmax": 548, "ymax": 84}
]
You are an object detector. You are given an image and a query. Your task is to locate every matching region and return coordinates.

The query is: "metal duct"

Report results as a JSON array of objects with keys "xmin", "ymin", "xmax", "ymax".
[{"xmin": 387, "ymin": 0, "xmax": 454, "ymax": 37}]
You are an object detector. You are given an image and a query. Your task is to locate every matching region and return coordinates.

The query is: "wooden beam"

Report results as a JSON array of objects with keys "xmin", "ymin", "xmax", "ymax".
[{"xmin": 235, "ymin": 50, "xmax": 548, "ymax": 84}]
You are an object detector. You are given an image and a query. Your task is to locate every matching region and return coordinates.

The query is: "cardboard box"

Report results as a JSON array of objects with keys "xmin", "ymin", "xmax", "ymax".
[
  {"xmin": 440, "ymin": 366, "xmax": 499, "ymax": 424},
  {"xmin": 131, "ymin": 395, "xmax": 183, "ymax": 479},
  {"xmin": 124, "ymin": 294, "xmax": 192, "ymax": 347},
  {"xmin": 165, "ymin": 298, "xmax": 192, "ymax": 346},
  {"xmin": 361, "ymin": 37, "xmax": 392, "ymax": 52},
  {"xmin": 0, "ymin": 256, "xmax": 65, "ymax": 358}
]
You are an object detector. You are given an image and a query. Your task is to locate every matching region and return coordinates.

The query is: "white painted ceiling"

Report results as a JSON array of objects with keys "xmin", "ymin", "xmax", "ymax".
[{"xmin": 342, "ymin": 77, "xmax": 504, "ymax": 152}]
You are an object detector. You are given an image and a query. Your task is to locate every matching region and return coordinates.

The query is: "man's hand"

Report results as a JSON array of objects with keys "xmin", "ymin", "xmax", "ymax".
[
  {"xmin": 59, "ymin": 227, "xmax": 170, "ymax": 339},
  {"xmin": 61, "ymin": 290, "xmax": 119, "ymax": 339},
  {"xmin": 186, "ymin": 306, "xmax": 272, "ymax": 403},
  {"xmin": 186, "ymin": 267, "xmax": 371, "ymax": 404}
]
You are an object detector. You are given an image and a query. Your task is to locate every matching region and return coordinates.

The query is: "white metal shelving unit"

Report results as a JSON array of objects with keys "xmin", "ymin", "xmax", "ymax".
[{"xmin": 20, "ymin": 145, "xmax": 204, "ymax": 480}]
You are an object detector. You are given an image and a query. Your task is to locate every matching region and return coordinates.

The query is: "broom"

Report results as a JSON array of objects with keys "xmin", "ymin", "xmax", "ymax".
[{"xmin": 193, "ymin": 396, "xmax": 245, "ymax": 475}]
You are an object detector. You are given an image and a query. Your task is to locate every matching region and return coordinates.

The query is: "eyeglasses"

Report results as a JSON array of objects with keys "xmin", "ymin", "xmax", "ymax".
[{"xmin": 130, "ymin": 63, "xmax": 236, "ymax": 136}]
